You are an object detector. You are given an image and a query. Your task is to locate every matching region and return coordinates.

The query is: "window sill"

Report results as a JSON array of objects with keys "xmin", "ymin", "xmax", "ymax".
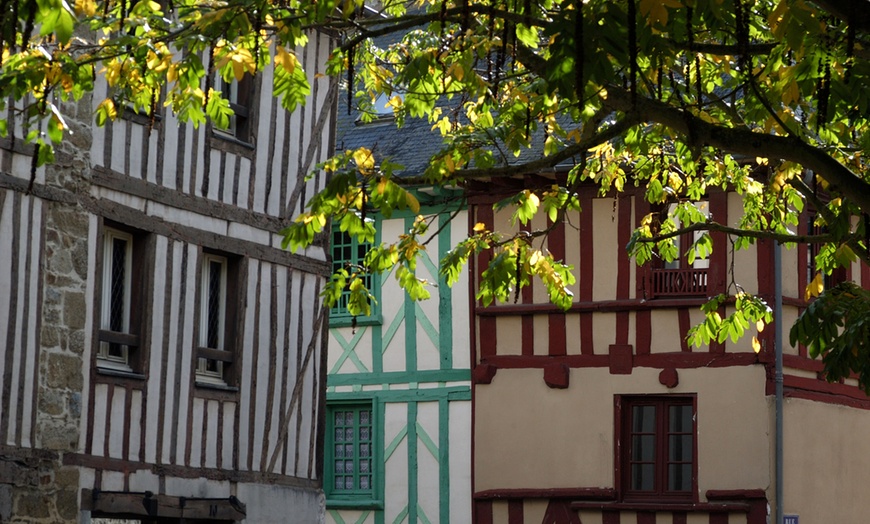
[
  {"xmin": 571, "ymin": 500, "xmax": 747, "ymax": 513},
  {"xmin": 209, "ymin": 133, "xmax": 255, "ymax": 157},
  {"xmin": 96, "ymin": 367, "xmax": 146, "ymax": 381},
  {"xmin": 195, "ymin": 380, "xmax": 239, "ymax": 393},
  {"xmin": 329, "ymin": 314, "xmax": 383, "ymax": 328},
  {"xmin": 325, "ymin": 497, "xmax": 383, "ymax": 510}
]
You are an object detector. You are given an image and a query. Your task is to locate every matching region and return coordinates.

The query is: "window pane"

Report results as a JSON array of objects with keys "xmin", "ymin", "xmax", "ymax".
[
  {"xmin": 328, "ymin": 405, "xmax": 374, "ymax": 495},
  {"xmin": 669, "ymin": 405, "xmax": 693, "ymax": 432},
  {"xmin": 631, "ymin": 464, "xmax": 655, "ymax": 490},
  {"xmin": 669, "ymin": 434, "xmax": 693, "ymax": 462},
  {"xmin": 632, "ymin": 435, "xmax": 655, "ymax": 462},
  {"xmin": 668, "ymin": 464, "xmax": 692, "ymax": 491},
  {"xmin": 206, "ymin": 260, "xmax": 223, "ymax": 349},
  {"xmin": 109, "ymin": 237, "xmax": 128, "ymax": 332},
  {"xmin": 632, "ymin": 405, "xmax": 656, "ymax": 433}
]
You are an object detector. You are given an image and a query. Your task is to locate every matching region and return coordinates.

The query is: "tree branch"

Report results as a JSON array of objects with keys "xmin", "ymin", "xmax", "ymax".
[{"xmin": 603, "ymin": 87, "xmax": 870, "ymax": 213}]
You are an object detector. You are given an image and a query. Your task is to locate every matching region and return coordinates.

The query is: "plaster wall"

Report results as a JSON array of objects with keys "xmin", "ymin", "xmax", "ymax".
[
  {"xmin": 781, "ymin": 397, "xmax": 870, "ymax": 522},
  {"xmin": 474, "ymin": 365, "xmax": 771, "ymax": 495}
]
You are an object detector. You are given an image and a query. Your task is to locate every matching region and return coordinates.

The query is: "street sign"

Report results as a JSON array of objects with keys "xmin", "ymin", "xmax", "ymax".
[{"xmin": 784, "ymin": 516, "xmax": 799, "ymax": 524}]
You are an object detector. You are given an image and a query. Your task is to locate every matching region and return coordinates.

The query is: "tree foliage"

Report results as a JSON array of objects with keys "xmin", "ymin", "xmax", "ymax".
[{"xmin": 3, "ymin": 0, "xmax": 870, "ymax": 386}]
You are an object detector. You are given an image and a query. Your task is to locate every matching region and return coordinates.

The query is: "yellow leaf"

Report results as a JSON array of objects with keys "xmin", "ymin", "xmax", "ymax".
[
  {"xmin": 473, "ymin": 222, "xmax": 486, "ymax": 232},
  {"xmin": 405, "ymin": 192, "xmax": 420, "ymax": 214},
  {"xmin": 353, "ymin": 147, "xmax": 375, "ymax": 173},
  {"xmin": 752, "ymin": 336, "xmax": 762, "ymax": 353},
  {"xmin": 529, "ymin": 250, "xmax": 542, "ymax": 266},
  {"xmin": 388, "ymin": 95, "xmax": 402, "ymax": 110},
  {"xmin": 638, "ymin": 0, "xmax": 681, "ymax": 26},
  {"xmin": 74, "ymin": 0, "xmax": 96, "ymax": 16},
  {"xmin": 782, "ymin": 81, "xmax": 799, "ymax": 106},
  {"xmin": 275, "ymin": 46, "xmax": 297, "ymax": 74},
  {"xmin": 756, "ymin": 319, "xmax": 765, "ymax": 332},
  {"xmin": 805, "ymin": 272, "xmax": 824, "ymax": 301}
]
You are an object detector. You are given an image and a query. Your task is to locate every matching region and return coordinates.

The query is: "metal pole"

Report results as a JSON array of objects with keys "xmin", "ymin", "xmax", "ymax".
[{"xmin": 775, "ymin": 239, "xmax": 784, "ymax": 524}]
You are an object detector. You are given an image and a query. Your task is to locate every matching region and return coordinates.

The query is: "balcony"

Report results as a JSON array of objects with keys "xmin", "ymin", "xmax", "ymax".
[{"xmin": 649, "ymin": 268, "xmax": 708, "ymax": 298}]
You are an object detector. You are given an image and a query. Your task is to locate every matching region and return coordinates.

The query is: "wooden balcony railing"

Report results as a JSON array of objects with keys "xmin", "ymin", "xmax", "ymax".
[{"xmin": 649, "ymin": 268, "xmax": 708, "ymax": 298}]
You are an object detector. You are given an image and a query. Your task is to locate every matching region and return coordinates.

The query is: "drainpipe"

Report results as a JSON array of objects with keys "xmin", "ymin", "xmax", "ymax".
[{"xmin": 774, "ymin": 238, "xmax": 784, "ymax": 523}]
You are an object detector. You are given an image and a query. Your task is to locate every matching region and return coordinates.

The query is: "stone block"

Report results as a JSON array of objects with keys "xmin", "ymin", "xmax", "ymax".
[
  {"xmin": 46, "ymin": 353, "xmax": 83, "ymax": 390},
  {"xmin": 37, "ymin": 420, "xmax": 79, "ymax": 451},
  {"xmin": 38, "ymin": 390, "xmax": 66, "ymax": 416},
  {"xmin": 57, "ymin": 489, "xmax": 79, "ymax": 519},
  {"xmin": 15, "ymin": 491, "xmax": 51, "ymax": 518},
  {"xmin": 0, "ymin": 484, "xmax": 11, "ymax": 521},
  {"xmin": 63, "ymin": 292, "xmax": 86, "ymax": 330},
  {"xmin": 40, "ymin": 326, "xmax": 60, "ymax": 349}
]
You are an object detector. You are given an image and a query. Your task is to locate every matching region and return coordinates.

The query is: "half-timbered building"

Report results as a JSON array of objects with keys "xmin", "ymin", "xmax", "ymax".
[
  {"xmin": 469, "ymin": 184, "xmax": 870, "ymax": 524},
  {"xmin": 324, "ymin": 100, "xmax": 473, "ymax": 524},
  {"xmin": 0, "ymin": 34, "xmax": 336, "ymax": 523}
]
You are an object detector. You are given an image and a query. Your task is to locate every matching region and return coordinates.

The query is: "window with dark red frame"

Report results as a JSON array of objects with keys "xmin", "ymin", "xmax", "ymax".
[{"xmin": 620, "ymin": 396, "xmax": 696, "ymax": 501}]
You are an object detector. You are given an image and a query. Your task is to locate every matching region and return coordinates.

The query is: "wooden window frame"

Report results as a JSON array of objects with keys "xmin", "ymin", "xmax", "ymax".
[
  {"xmin": 806, "ymin": 211, "xmax": 847, "ymax": 291},
  {"xmin": 325, "ymin": 401, "xmax": 380, "ymax": 507},
  {"xmin": 616, "ymin": 395, "xmax": 698, "ymax": 503},
  {"xmin": 647, "ymin": 201, "xmax": 710, "ymax": 299},
  {"xmin": 195, "ymin": 250, "xmax": 242, "ymax": 389},
  {"xmin": 329, "ymin": 228, "xmax": 381, "ymax": 327},
  {"xmin": 96, "ymin": 223, "xmax": 148, "ymax": 375},
  {"xmin": 211, "ymin": 73, "xmax": 255, "ymax": 146}
]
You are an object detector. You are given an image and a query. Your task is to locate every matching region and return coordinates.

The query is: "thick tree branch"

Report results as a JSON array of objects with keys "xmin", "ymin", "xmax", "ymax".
[{"xmin": 603, "ymin": 87, "xmax": 870, "ymax": 213}]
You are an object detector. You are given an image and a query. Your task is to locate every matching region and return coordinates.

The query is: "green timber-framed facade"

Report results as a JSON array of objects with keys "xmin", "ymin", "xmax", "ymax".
[{"xmin": 325, "ymin": 205, "xmax": 472, "ymax": 524}]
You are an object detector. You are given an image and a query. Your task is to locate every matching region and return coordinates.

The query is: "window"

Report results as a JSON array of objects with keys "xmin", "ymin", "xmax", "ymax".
[
  {"xmin": 619, "ymin": 396, "xmax": 696, "ymax": 501},
  {"xmin": 196, "ymin": 252, "xmax": 240, "ymax": 387},
  {"xmin": 356, "ymin": 91, "xmax": 403, "ymax": 124},
  {"xmin": 326, "ymin": 403, "xmax": 375, "ymax": 501},
  {"xmin": 97, "ymin": 226, "xmax": 146, "ymax": 373},
  {"xmin": 807, "ymin": 212, "xmax": 846, "ymax": 292},
  {"xmin": 648, "ymin": 201, "xmax": 710, "ymax": 298},
  {"xmin": 213, "ymin": 73, "xmax": 253, "ymax": 142},
  {"xmin": 330, "ymin": 229, "xmax": 379, "ymax": 326}
]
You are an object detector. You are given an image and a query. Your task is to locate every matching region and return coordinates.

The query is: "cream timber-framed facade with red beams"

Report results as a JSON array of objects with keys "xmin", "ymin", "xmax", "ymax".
[
  {"xmin": 468, "ymin": 180, "xmax": 870, "ymax": 524},
  {"xmin": 0, "ymin": 32, "xmax": 338, "ymax": 523}
]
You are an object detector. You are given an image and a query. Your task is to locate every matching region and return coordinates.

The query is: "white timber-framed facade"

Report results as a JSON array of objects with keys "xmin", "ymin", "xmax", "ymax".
[{"xmin": 0, "ymin": 32, "xmax": 338, "ymax": 523}]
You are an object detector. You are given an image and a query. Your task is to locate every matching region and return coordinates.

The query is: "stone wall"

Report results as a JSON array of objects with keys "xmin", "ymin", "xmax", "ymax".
[{"xmin": 0, "ymin": 96, "xmax": 93, "ymax": 523}]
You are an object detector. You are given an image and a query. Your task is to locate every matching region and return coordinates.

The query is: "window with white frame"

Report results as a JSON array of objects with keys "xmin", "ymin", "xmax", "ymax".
[
  {"xmin": 98, "ymin": 227, "xmax": 141, "ymax": 371},
  {"xmin": 196, "ymin": 252, "xmax": 233, "ymax": 386}
]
